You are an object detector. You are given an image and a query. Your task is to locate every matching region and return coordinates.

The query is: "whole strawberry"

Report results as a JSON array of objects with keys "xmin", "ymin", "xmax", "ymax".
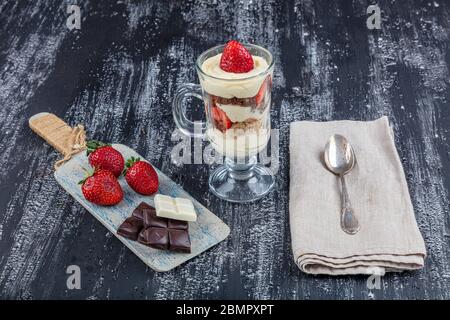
[
  {"xmin": 79, "ymin": 169, "xmax": 123, "ymax": 206},
  {"xmin": 87, "ymin": 140, "xmax": 124, "ymax": 177},
  {"xmin": 220, "ymin": 40, "xmax": 254, "ymax": 73},
  {"xmin": 124, "ymin": 157, "xmax": 159, "ymax": 195}
]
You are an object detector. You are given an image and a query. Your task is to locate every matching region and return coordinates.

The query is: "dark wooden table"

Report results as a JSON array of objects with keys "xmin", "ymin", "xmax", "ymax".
[{"xmin": 0, "ymin": 0, "xmax": 449, "ymax": 299}]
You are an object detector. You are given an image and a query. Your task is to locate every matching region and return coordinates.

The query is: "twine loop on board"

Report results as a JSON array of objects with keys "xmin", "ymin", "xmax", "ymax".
[{"xmin": 54, "ymin": 124, "xmax": 87, "ymax": 169}]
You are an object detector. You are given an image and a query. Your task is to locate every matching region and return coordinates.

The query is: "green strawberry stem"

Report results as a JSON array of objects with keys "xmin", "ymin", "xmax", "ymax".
[
  {"xmin": 122, "ymin": 156, "xmax": 141, "ymax": 176},
  {"xmin": 78, "ymin": 166, "xmax": 96, "ymax": 185},
  {"xmin": 86, "ymin": 140, "xmax": 111, "ymax": 155}
]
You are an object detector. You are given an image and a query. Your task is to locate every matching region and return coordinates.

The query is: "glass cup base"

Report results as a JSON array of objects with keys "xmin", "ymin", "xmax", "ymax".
[{"xmin": 208, "ymin": 157, "xmax": 275, "ymax": 203}]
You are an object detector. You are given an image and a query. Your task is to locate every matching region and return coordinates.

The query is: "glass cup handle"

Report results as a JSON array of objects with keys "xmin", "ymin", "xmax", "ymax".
[{"xmin": 173, "ymin": 83, "xmax": 206, "ymax": 138}]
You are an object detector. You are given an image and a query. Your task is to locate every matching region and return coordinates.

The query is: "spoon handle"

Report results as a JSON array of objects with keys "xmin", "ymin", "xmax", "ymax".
[{"xmin": 339, "ymin": 175, "xmax": 360, "ymax": 235}]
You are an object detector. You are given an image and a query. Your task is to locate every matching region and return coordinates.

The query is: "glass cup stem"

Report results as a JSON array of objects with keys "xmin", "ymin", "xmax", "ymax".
[{"xmin": 225, "ymin": 156, "xmax": 257, "ymax": 181}]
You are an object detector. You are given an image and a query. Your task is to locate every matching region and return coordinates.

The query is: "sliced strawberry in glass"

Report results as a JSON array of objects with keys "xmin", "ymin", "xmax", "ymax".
[
  {"xmin": 211, "ymin": 106, "xmax": 232, "ymax": 132},
  {"xmin": 255, "ymin": 75, "xmax": 271, "ymax": 106}
]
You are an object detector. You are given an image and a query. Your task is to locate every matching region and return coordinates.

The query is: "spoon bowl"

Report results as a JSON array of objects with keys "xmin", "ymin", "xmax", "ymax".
[{"xmin": 324, "ymin": 134, "xmax": 355, "ymax": 175}]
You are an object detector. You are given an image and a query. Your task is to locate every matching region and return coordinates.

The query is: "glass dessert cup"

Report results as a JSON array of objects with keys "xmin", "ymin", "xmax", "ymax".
[{"xmin": 173, "ymin": 43, "xmax": 275, "ymax": 203}]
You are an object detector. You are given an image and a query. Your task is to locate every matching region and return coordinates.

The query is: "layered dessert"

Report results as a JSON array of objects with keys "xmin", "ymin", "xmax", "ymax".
[{"xmin": 199, "ymin": 41, "xmax": 272, "ymax": 159}]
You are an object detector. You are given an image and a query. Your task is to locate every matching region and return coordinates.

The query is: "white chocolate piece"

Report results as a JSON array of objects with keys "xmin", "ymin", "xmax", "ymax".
[{"xmin": 154, "ymin": 194, "xmax": 197, "ymax": 222}]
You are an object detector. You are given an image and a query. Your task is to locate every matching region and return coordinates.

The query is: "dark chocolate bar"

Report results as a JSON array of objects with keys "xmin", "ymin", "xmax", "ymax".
[
  {"xmin": 138, "ymin": 217, "xmax": 191, "ymax": 253},
  {"xmin": 138, "ymin": 227, "xmax": 169, "ymax": 250},
  {"xmin": 168, "ymin": 229, "xmax": 191, "ymax": 253},
  {"xmin": 142, "ymin": 207, "xmax": 168, "ymax": 229},
  {"xmin": 117, "ymin": 216, "xmax": 143, "ymax": 241},
  {"xmin": 168, "ymin": 219, "xmax": 188, "ymax": 230},
  {"xmin": 120, "ymin": 202, "xmax": 191, "ymax": 253},
  {"xmin": 132, "ymin": 202, "xmax": 153, "ymax": 220}
]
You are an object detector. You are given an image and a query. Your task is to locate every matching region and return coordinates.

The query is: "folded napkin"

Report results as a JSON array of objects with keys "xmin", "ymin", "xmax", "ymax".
[{"xmin": 289, "ymin": 117, "xmax": 426, "ymax": 275}]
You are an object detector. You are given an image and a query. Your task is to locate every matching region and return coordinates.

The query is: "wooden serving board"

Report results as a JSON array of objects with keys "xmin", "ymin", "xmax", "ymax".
[
  {"xmin": 30, "ymin": 114, "xmax": 230, "ymax": 272},
  {"xmin": 55, "ymin": 144, "xmax": 230, "ymax": 272}
]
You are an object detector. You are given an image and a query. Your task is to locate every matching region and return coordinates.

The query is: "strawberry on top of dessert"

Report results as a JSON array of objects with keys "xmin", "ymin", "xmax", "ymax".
[
  {"xmin": 220, "ymin": 40, "xmax": 254, "ymax": 73},
  {"xmin": 200, "ymin": 40, "xmax": 270, "ymax": 99}
]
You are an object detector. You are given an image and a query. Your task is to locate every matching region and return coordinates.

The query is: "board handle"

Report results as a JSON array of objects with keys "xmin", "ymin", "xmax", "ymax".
[{"xmin": 29, "ymin": 112, "xmax": 86, "ymax": 168}]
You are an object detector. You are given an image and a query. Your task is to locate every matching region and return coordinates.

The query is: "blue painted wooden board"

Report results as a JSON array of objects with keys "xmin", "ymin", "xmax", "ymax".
[{"xmin": 54, "ymin": 143, "xmax": 230, "ymax": 272}]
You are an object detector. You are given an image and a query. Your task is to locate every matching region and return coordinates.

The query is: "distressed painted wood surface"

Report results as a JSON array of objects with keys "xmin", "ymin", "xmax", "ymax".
[{"xmin": 0, "ymin": 0, "xmax": 449, "ymax": 299}]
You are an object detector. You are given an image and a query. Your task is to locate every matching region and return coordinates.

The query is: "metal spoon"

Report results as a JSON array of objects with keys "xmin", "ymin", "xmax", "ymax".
[{"xmin": 324, "ymin": 134, "xmax": 360, "ymax": 235}]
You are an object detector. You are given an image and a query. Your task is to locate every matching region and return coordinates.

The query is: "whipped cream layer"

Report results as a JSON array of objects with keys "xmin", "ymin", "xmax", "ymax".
[
  {"xmin": 217, "ymin": 103, "xmax": 268, "ymax": 122},
  {"xmin": 207, "ymin": 128, "xmax": 269, "ymax": 159},
  {"xmin": 200, "ymin": 53, "xmax": 270, "ymax": 99}
]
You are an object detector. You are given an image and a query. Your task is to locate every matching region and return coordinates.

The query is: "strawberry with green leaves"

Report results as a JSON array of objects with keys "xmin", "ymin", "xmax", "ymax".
[
  {"xmin": 86, "ymin": 140, "xmax": 124, "ymax": 177},
  {"xmin": 79, "ymin": 169, "xmax": 123, "ymax": 206},
  {"xmin": 123, "ymin": 157, "xmax": 159, "ymax": 195}
]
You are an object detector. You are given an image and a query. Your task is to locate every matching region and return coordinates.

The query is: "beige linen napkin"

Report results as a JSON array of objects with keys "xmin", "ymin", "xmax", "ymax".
[{"xmin": 289, "ymin": 117, "xmax": 426, "ymax": 275}]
